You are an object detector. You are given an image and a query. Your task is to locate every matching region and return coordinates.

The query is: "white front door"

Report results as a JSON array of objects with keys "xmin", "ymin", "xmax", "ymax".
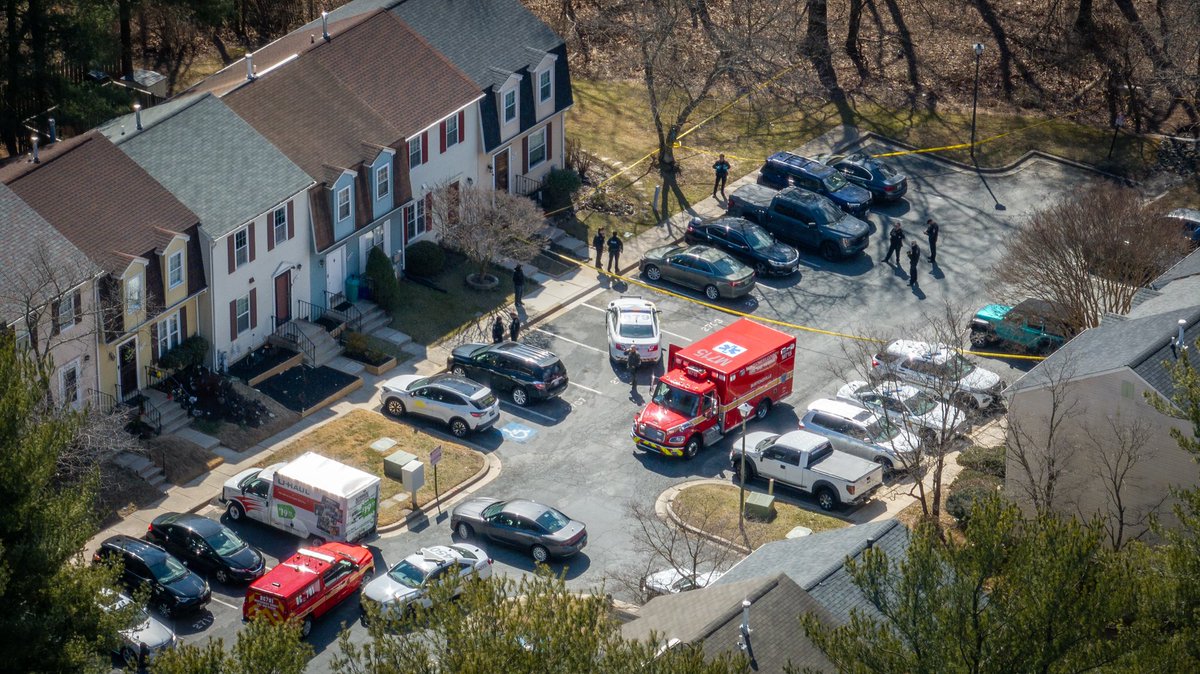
[{"xmin": 326, "ymin": 246, "xmax": 346, "ymax": 296}]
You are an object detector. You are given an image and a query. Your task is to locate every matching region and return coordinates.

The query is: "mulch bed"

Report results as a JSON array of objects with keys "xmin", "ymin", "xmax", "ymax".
[
  {"xmin": 226, "ymin": 344, "xmax": 299, "ymax": 383},
  {"xmin": 344, "ymin": 350, "xmax": 392, "ymax": 367},
  {"xmin": 255, "ymin": 364, "xmax": 360, "ymax": 414},
  {"xmin": 145, "ymin": 435, "xmax": 223, "ymax": 485}
]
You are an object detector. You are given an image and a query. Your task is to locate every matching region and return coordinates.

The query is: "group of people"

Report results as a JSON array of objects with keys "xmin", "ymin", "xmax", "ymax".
[
  {"xmin": 592, "ymin": 230, "xmax": 625, "ymax": 272},
  {"xmin": 885, "ymin": 218, "xmax": 940, "ymax": 287}
]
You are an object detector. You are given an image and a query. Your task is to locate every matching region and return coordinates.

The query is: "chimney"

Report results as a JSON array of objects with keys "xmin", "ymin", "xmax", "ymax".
[
  {"xmin": 245, "ymin": 54, "xmax": 255, "ymax": 81},
  {"xmin": 865, "ymin": 536, "xmax": 876, "ymax": 550},
  {"xmin": 133, "ymin": 103, "xmax": 143, "ymax": 131},
  {"xmin": 1172, "ymin": 319, "xmax": 1188, "ymax": 359},
  {"xmin": 30, "ymin": 133, "xmax": 39, "ymax": 163},
  {"xmin": 322, "ymin": 11, "xmax": 330, "ymax": 41},
  {"xmin": 47, "ymin": 117, "xmax": 57, "ymax": 143}
]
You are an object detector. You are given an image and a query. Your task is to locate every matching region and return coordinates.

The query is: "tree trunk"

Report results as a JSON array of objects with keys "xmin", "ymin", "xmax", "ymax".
[
  {"xmin": 119, "ymin": 0, "xmax": 134, "ymax": 81},
  {"xmin": 1110, "ymin": 0, "xmax": 1199, "ymax": 124},
  {"xmin": 845, "ymin": 0, "xmax": 868, "ymax": 79},
  {"xmin": 1074, "ymin": 0, "xmax": 1094, "ymax": 34},
  {"xmin": 2, "ymin": 0, "xmax": 23, "ymax": 155},
  {"xmin": 804, "ymin": 0, "xmax": 840, "ymax": 94},
  {"xmin": 211, "ymin": 31, "xmax": 232, "ymax": 65}
]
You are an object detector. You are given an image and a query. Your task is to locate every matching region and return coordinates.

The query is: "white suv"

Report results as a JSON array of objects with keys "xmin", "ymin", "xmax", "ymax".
[
  {"xmin": 381, "ymin": 373, "xmax": 500, "ymax": 437},
  {"xmin": 871, "ymin": 340, "xmax": 1005, "ymax": 410},
  {"xmin": 800, "ymin": 398, "xmax": 922, "ymax": 473}
]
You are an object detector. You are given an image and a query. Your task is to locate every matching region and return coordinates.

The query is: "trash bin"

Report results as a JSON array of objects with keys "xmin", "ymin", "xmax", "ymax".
[{"xmin": 345, "ymin": 275, "xmax": 360, "ymax": 302}]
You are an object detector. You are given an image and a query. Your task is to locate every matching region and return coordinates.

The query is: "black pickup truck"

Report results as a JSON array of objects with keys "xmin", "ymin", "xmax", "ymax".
[{"xmin": 727, "ymin": 184, "xmax": 871, "ymax": 261}]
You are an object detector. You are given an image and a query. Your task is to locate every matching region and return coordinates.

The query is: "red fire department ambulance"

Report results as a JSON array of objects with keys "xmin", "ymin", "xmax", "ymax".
[
  {"xmin": 632, "ymin": 318, "xmax": 796, "ymax": 459},
  {"xmin": 243, "ymin": 542, "xmax": 374, "ymax": 638}
]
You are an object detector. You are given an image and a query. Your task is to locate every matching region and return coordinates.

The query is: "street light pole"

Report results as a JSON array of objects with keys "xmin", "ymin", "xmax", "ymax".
[
  {"xmin": 736, "ymin": 402, "xmax": 753, "ymax": 529},
  {"xmin": 970, "ymin": 43, "xmax": 984, "ymax": 163}
]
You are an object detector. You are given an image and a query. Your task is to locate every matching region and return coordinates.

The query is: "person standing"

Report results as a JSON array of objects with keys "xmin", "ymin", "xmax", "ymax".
[
  {"xmin": 509, "ymin": 313, "xmax": 521, "ymax": 341},
  {"xmin": 625, "ymin": 344, "xmax": 642, "ymax": 395},
  {"xmin": 492, "ymin": 316, "xmax": 505, "ymax": 343},
  {"xmin": 712, "ymin": 154, "xmax": 731, "ymax": 200},
  {"xmin": 607, "ymin": 232, "xmax": 624, "ymax": 273},
  {"xmin": 592, "ymin": 229, "xmax": 605, "ymax": 268},
  {"xmin": 907, "ymin": 242, "xmax": 921, "ymax": 287},
  {"xmin": 886, "ymin": 221, "xmax": 907, "ymax": 266},
  {"xmin": 512, "ymin": 265, "xmax": 526, "ymax": 306},
  {"xmin": 925, "ymin": 218, "xmax": 939, "ymax": 263}
]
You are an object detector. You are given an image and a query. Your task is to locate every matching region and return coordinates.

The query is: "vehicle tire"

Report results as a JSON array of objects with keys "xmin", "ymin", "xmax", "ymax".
[
  {"xmin": 449, "ymin": 418, "xmax": 469, "ymax": 438},
  {"xmin": 226, "ymin": 502, "xmax": 244, "ymax": 521},
  {"xmin": 704, "ymin": 285, "xmax": 720, "ymax": 301},
  {"xmin": 511, "ymin": 387, "xmax": 530, "ymax": 406},
  {"xmin": 300, "ymin": 617, "xmax": 313, "ymax": 640},
  {"xmin": 754, "ymin": 399, "xmax": 771, "ymax": 421},
  {"xmin": 969, "ymin": 330, "xmax": 994, "ymax": 348},
  {"xmin": 384, "ymin": 398, "xmax": 406, "ymax": 417},
  {"xmin": 820, "ymin": 241, "xmax": 839, "ymax": 261},
  {"xmin": 683, "ymin": 436, "xmax": 701, "ymax": 460},
  {"xmin": 455, "ymin": 522, "xmax": 473, "ymax": 539},
  {"xmin": 307, "ymin": 535, "xmax": 325, "ymax": 547},
  {"xmin": 121, "ymin": 646, "xmax": 140, "ymax": 667},
  {"xmin": 875, "ymin": 457, "xmax": 895, "ymax": 478},
  {"xmin": 215, "ymin": 568, "xmax": 230, "ymax": 584},
  {"xmin": 755, "ymin": 262, "xmax": 769, "ymax": 275},
  {"xmin": 158, "ymin": 601, "xmax": 173, "ymax": 618},
  {"xmin": 733, "ymin": 459, "xmax": 757, "ymax": 481},
  {"xmin": 1035, "ymin": 339, "xmax": 1055, "ymax": 356},
  {"xmin": 531, "ymin": 545, "xmax": 550, "ymax": 564},
  {"xmin": 815, "ymin": 487, "xmax": 838, "ymax": 511},
  {"xmin": 452, "ymin": 365, "xmax": 467, "ymax": 377},
  {"xmin": 645, "ymin": 265, "xmax": 662, "ymax": 281},
  {"xmin": 361, "ymin": 567, "xmax": 374, "ymax": 584}
]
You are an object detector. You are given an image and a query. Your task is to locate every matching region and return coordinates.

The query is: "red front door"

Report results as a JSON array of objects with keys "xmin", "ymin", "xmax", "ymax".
[{"xmin": 274, "ymin": 271, "xmax": 291, "ymax": 327}]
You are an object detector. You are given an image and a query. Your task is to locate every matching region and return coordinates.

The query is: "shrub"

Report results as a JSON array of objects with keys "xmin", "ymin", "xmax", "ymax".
[
  {"xmin": 158, "ymin": 335, "xmax": 209, "ymax": 371},
  {"xmin": 366, "ymin": 246, "xmax": 401, "ymax": 309},
  {"xmin": 958, "ymin": 444, "xmax": 1006, "ymax": 480},
  {"xmin": 405, "ymin": 240, "xmax": 446, "ymax": 278},
  {"xmin": 541, "ymin": 167, "xmax": 582, "ymax": 212},
  {"xmin": 947, "ymin": 478, "xmax": 1002, "ymax": 527},
  {"xmin": 343, "ymin": 331, "xmax": 370, "ymax": 356}
]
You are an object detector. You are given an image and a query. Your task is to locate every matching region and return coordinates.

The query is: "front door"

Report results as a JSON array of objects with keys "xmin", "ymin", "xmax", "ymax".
[
  {"xmin": 274, "ymin": 271, "xmax": 291, "ymax": 327},
  {"xmin": 117, "ymin": 339, "xmax": 139, "ymax": 401},
  {"xmin": 326, "ymin": 246, "xmax": 345, "ymax": 296},
  {"xmin": 493, "ymin": 149, "xmax": 510, "ymax": 193}
]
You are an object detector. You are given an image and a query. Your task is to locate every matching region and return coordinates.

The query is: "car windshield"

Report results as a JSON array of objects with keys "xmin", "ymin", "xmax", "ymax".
[
  {"xmin": 812, "ymin": 199, "xmax": 844, "ymax": 225},
  {"xmin": 866, "ymin": 420, "xmax": 901, "ymax": 444},
  {"xmin": 535, "ymin": 507, "xmax": 569, "ymax": 533},
  {"xmin": 904, "ymin": 391, "xmax": 939, "ymax": 416},
  {"xmin": 148, "ymin": 554, "xmax": 188, "ymax": 584},
  {"xmin": 406, "ymin": 376, "xmax": 430, "ymax": 391},
  {"xmin": 482, "ymin": 502, "xmax": 505, "ymax": 519},
  {"xmin": 874, "ymin": 161, "xmax": 897, "ymax": 178},
  {"xmin": 651, "ymin": 382, "xmax": 700, "ymax": 417},
  {"xmin": 387, "ymin": 560, "xmax": 430, "ymax": 588},
  {"xmin": 619, "ymin": 321, "xmax": 656, "ymax": 338},
  {"xmin": 742, "ymin": 225, "xmax": 774, "ymax": 251},
  {"xmin": 948, "ymin": 355, "xmax": 976, "ymax": 378},
  {"xmin": 822, "ymin": 173, "xmax": 849, "ymax": 191},
  {"xmin": 204, "ymin": 527, "xmax": 247, "ymax": 557}
]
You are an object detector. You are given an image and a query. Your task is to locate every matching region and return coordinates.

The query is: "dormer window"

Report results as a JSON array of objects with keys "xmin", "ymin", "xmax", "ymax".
[
  {"xmin": 503, "ymin": 89, "xmax": 517, "ymax": 123},
  {"xmin": 337, "ymin": 186, "xmax": 352, "ymax": 221},
  {"xmin": 168, "ymin": 250, "xmax": 184, "ymax": 289},
  {"xmin": 126, "ymin": 274, "xmax": 143, "ymax": 314},
  {"xmin": 376, "ymin": 164, "xmax": 391, "ymax": 200},
  {"xmin": 538, "ymin": 70, "xmax": 552, "ymax": 103}
]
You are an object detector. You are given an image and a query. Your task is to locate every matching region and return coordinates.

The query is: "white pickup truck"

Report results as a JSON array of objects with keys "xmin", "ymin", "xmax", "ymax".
[{"xmin": 730, "ymin": 430, "xmax": 884, "ymax": 511}]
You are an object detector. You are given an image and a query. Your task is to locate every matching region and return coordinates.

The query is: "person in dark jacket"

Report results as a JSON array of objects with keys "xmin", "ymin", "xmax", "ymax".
[
  {"xmin": 492, "ymin": 316, "xmax": 505, "ymax": 343},
  {"xmin": 712, "ymin": 154, "xmax": 731, "ymax": 199},
  {"xmin": 907, "ymin": 242, "xmax": 921, "ymax": 287},
  {"xmin": 626, "ymin": 345, "xmax": 642, "ymax": 394},
  {"xmin": 886, "ymin": 221, "xmax": 906, "ymax": 266},
  {"xmin": 512, "ymin": 266, "xmax": 526, "ymax": 306},
  {"xmin": 607, "ymin": 233, "xmax": 624, "ymax": 273},
  {"xmin": 592, "ymin": 229, "xmax": 605, "ymax": 268},
  {"xmin": 509, "ymin": 313, "xmax": 520, "ymax": 341},
  {"xmin": 925, "ymin": 218, "xmax": 939, "ymax": 263}
]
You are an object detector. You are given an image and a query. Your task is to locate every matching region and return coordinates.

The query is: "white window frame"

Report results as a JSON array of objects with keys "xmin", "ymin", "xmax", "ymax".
[
  {"xmin": 337, "ymin": 186, "xmax": 352, "ymax": 221},
  {"xmin": 404, "ymin": 200, "xmax": 427, "ymax": 240},
  {"xmin": 376, "ymin": 164, "xmax": 391, "ymax": 200},
  {"xmin": 369, "ymin": 225, "xmax": 384, "ymax": 250},
  {"xmin": 126, "ymin": 274, "xmax": 143, "ymax": 314},
  {"xmin": 503, "ymin": 89, "xmax": 517, "ymax": 123},
  {"xmin": 409, "ymin": 136, "xmax": 422, "ymax": 169},
  {"xmin": 57, "ymin": 292, "xmax": 77, "ymax": 332},
  {"xmin": 445, "ymin": 115, "xmax": 459, "ymax": 149},
  {"xmin": 235, "ymin": 295, "xmax": 251, "ymax": 334},
  {"xmin": 59, "ymin": 359, "xmax": 81, "ymax": 409},
  {"xmin": 273, "ymin": 206, "xmax": 289, "ymax": 245},
  {"xmin": 538, "ymin": 70, "xmax": 552, "ymax": 103},
  {"xmin": 528, "ymin": 127, "xmax": 547, "ymax": 169},
  {"xmin": 158, "ymin": 311, "xmax": 181, "ymax": 355},
  {"xmin": 168, "ymin": 250, "xmax": 184, "ymax": 289},
  {"xmin": 234, "ymin": 228, "xmax": 250, "ymax": 268}
]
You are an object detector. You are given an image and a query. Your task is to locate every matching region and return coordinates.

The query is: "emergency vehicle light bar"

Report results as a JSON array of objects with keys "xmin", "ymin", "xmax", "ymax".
[
  {"xmin": 685, "ymin": 365, "xmax": 707, "ymax": 379},
  {"xmin": 297, "ymin": 549, "xmax": 336, "ymax": 564}
]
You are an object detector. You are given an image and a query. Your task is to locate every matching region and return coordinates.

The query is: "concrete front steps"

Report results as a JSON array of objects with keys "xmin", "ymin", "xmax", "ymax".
[
  {"xmin": 114, "ymin": 451, "xmax": 168, "ymax": 491},
  {"xmin": 353, "ymin": 300, "xmax": 389, "ymax": 334},
  {"xmin": 294, "ymin": 319, "xmax": 343, "ymax": 368},
  {"xmin": 142, "ymin": 388, "xmax": 189, "ymax": 436}
]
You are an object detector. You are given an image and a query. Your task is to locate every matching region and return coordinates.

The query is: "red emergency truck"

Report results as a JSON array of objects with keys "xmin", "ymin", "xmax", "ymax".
[
  {"xmin": 632, "ymin": 318, "xmax": 796, "ymax": 459},
  {"xmin": 242, "ymin": 542, "xmax": 374, "ymax": 638}
]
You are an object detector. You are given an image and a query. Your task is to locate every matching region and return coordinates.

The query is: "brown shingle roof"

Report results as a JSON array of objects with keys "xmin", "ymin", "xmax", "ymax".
[{"xmin": 1, "ymin": 131, "xmax": 200, "ymax": 276}]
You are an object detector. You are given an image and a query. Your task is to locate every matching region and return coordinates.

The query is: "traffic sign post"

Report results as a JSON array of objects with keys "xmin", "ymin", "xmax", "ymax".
[{"xmin": 430, "ymin": 445, "xmax": 443, "ymax": 514}]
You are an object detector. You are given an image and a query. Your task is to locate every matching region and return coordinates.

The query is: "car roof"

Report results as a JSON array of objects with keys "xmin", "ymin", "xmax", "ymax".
[
  {"xmin": 688, "ymin": 245, "xmax": 735, "ymax": 263},
  {"xmin": 102, "ymin": 535, "xmax": 166, "ymax": 560},
  {"xmin": 156, "ymin": 512, "xmax": 223, "ymax": 537},
  {"xmin": 767, "ymin": 151, "xmax": 831, "ymax": 177},
  {"xmin": 609, "ymin": 296, "xmax": 656, "ymax": 311},
  {"xmin": 885, "ymin": 339, "xmax": 953, "ymax": 362},
  {"xmin": 399, "ymin": 546, "xmax": 465, "ymax": 573},
  {"xmin": 1167, "ymin": 208, "xmax": 1200, "ymax": 224},
  {"xmin": 502, "ymin": 499, "xmax": 555, "ymax": 519},
  {"xmin": 492, "ymin": 341, "xmax": 560, "ymax": 366},
  {"xmin": 427, "ymin": 373, "xmax": 488, "ymax": 397},
  {"xmin": 700, "ymin": 216, "xmax": 758, "ymax": 233},
  {"xmin": 807, "ymin": 398, "xmax": 876, "ymax": 424}
]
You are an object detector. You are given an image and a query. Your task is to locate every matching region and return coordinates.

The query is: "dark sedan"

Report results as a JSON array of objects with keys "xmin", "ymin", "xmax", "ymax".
[
  {"xmin": 146, "ymin": 512, "xmax": 266, "ymax": 584},
  {"xmin": 820, "ymin": 152, "xmax": 908, "ymax": 201},
  {"xmin": 639, "ymin": 244, "xmax": 756, "ymax": 300},
  {"xmin": 93, "ymin": 535, "xmax": 211, "ymax": 617},
  {"xmin": 684, "ymin": 216, "xmax": 800, "ymax": 276},
  {"xmin": 450, "ymin": 498, "xmax": 587, "ymax": 563},
  {"xmin": 757, "ymin": 151, "xmax": 872, "ymax": 214}
]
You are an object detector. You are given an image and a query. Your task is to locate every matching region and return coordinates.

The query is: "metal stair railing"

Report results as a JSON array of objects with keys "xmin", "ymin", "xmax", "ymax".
[{"xmin": 271, "ymin": 315, "xmax": 317, "ymax": 365}]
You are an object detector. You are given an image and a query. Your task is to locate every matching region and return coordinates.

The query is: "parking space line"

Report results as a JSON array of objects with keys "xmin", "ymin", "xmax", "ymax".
[
  {"xmin": 499, "ymin": 403, "xmax": 559, "ymax": 423},
  {"xmin": 209, "ymin": 596, "xmax": 242, "ymax": 611},
  {"xmin": 568, "ymin": 381, "xmax": 604, "ymax": 395},
  {"xmin": 661, "ymin": 329, "xmax": 690, "ymax": 340},
  {"xmin": 580, "ymin": 303, "xmax": 606, "ymax": 313},
  {"xmin": 532, "ymin": 328, "xmax": 606, "ymax": 354}
]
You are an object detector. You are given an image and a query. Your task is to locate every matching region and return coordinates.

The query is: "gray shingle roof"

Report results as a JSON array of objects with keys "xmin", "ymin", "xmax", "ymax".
[
  {"xmin": 97, "ymin": 94, "xmax": 312, "ymax": 238},
  {"xmin": 1151, "ymin": 246, "xmax": 1200, "ymax": 289}
]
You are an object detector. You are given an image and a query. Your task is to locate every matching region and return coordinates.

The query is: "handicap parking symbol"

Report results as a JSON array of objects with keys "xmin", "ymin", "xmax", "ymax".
[{"xmin": 500, "ymin": 422, "xmax": 538, "ymax": 443}]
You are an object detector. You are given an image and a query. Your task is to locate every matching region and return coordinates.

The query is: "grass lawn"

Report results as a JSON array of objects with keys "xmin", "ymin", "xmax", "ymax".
[
  {"xmin": 673, "ymin": 483, "xmax": 846, "ymax": 551},
  {"xmin": 270, "ymin": 409, "xmax": 485, "ymax": 526},
  {"xmin": 389, "ymin": 252, "xmax": 525, "ymax": 346}
]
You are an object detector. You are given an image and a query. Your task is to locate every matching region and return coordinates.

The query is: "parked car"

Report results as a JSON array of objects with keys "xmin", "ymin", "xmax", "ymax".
[
  {"xmin": 756, "ymin": 151, "xmax": 872, "ymax": 214},
  {"xmin": 870, "ymin": 340, "xmax": 1005, "ymax": 410},
  {"xmin": 799, "ymin": 398, "xmax": 922, "ymax": 473},
  {"xmin": 381, "ymin": 373, "xmax": 500, "ymax": 437},
  {"xmin": 102, "ymin": 590, "xmax": 177, "ymax": 668},
  {"xmin": 1166, "ymin": 208, "xmax": 1200, "ymax": 248},
  {"xmin": 641, "ymin": 568, "xmax": 724, "ymax": 596},
  {"xmin": 244, "ymin": 543, "xmax": 374, "ymax": 638},
  {"xmin": 146, "ymin": 512, "xmax": 266, "ymax": 584},
  {"xmin": 606, "ymin": 296, "xmax": 662, "ymax": 363},
  {"xmin": 727, "ymin": 184, "xmax": 871, "ymax": 260},
  {"xmin": 447, "ymin": 341, "xmax": 568, "ymax": 407},
  {"xmin": 836, "ymin": 380, "xmax": 969, "ymax": 441},
  {"xmin": 639, "ymin": 244, "xmax": 757, "ymax": 300},
  {"xmin": 451, "ymin": 498, "xmax": 587, "ymax": 563},
  {"xmin": 360, "ymin": 544, "xmax": 493, "ymax": 620},
  {"xmin": 684, "ymin": 216, "xmax": 800, "ymax": 276},
  {"xmin": 818, "ymin": 152, "xmax": 908, "ymax": 201},
  {"xmin": 970, "ymin": 299, "xmax": 1072, "ymax": 355},
  {"xmin": 730, "ymin": 430, "xmax": 884, "ymax": 511},
  {"xmin": 93, "ymin": 535, "xmax": 211, "ymax": 617}
]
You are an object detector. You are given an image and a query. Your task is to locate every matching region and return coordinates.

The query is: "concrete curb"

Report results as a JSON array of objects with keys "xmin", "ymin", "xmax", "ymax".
[
  {"xmin": 377, "ymin": 449, "xmax": 503, "ymax": 534},
  {"xmin": 656, "ymin": 479, "xmax": 753, "ymax": 556}
]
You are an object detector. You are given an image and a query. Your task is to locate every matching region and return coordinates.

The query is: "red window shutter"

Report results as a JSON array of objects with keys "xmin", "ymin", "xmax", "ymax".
[
  {"xmin": 73, "ymin": 290, "xmax": 82, "ymax": 324},
  {"xmin": 267, "ymin": 213, "xmax": 276, "ymax": 251},
  {"xmin": 287, "ymin": 200, "xmax": 295, "ymax": 239},
  {"xmin": 51, "ymin": 299, "xmax": 61, "ymax": 336},
  {"xmin": 546, "ymin": 121, "xmax": 553, "ymax": 160},
  {"xmin": 248, "ymin": 222, "xmax": 256, "ymax": 262},
  {"xmin": 227, "ymin": 236, "xmax": 235, "ymax": 274},
  {"xmin": 229, "ymin": 300, "xmax": 237, "ymax": 341},
  {"xmin": 180, "ymin": 306, "xmax": 188, "ymax": 338},
  {"xmin": 425, "ymin": 193, "xmax": 433, "ymax": 233},
  {"xmin": 421, "ymin": 131, "xmax": 428, "ymax": 163},
  {"xmin": 249, "ymin": 289, "xmax": 258, "ymax": 329},
  {"xmin": 151, "ymin": 321, "xmax": 159, "ymax": 360},
  {"xmin": 457, "ymin": 110, "xmax": 465, "ymax": 143},
  {"xmin": 522, "ymin": 136, "xmax": 529, "ymax": 173},
  {"xmin": 439, "ymin": 122, "xmax": 447, "ymax": 153}
]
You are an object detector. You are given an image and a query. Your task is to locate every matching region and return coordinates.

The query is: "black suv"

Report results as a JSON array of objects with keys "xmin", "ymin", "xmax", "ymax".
[
  {"xmin": 93, "ymin": 535, "xmax": 211, "ymax": 617},
  {"xmin": 146, "ymin": 512, "xmax": 266, "ymax": 585},
  {"xmin": 757, "ymin": 151, "xmax": 872, "ymax": 215},
  {"xmin": 448, "ymin": 341, "xmax": 568, "ymax": 406}
]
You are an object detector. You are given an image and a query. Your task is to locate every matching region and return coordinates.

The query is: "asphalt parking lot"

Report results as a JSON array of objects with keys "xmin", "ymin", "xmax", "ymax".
[{"xmin": 128, "ymin": 145, "xmax": 1100, "ymax": 672}]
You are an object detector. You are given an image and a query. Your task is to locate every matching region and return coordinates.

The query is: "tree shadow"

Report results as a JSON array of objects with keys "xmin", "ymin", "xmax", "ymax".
[{"xmin": 970, "ymin": 0, "xmax": 1046, "ymax": 101}]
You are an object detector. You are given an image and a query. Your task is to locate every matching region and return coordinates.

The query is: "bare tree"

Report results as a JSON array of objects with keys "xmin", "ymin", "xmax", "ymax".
[
  {"xmin": 1005, "ymin": 352, "xmax": 1083, "ymax": 514},
  {"xmin": 430, "ymin": 184, "xmax": 544, "ymax": 284},
  {"xmin": 1084, "ymin": 415, "xmax": 1161, "ymax": 550},
  {"xmin": 993, "ymin": 186, "xmax": 1188, "ymax": 335}
]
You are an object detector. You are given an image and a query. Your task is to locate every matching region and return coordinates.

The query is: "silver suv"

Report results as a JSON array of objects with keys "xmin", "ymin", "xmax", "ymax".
[
  {"xmin": 800, "ymin": 398, "xmax": 922, "ymax": 473},
  {"xmin": 870, "ymin": 340, "xmax": 1005, "ymax": 410},
  {"xmin": 381, "ymin": 373, "xmax": 500, "ymax": 437}
]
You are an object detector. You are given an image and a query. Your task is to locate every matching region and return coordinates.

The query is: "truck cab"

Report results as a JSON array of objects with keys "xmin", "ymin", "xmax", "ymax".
[
  {"xmin": 970, "ymin": 299, "xmax": 1070, "ymax": 354},
  {"xmin": 732, "ymin": 430, "xmax": 883, "ymax": 511},
  {"xmin": 727, "ymin": 185, "xmax": 871, "ymax": 261}
]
